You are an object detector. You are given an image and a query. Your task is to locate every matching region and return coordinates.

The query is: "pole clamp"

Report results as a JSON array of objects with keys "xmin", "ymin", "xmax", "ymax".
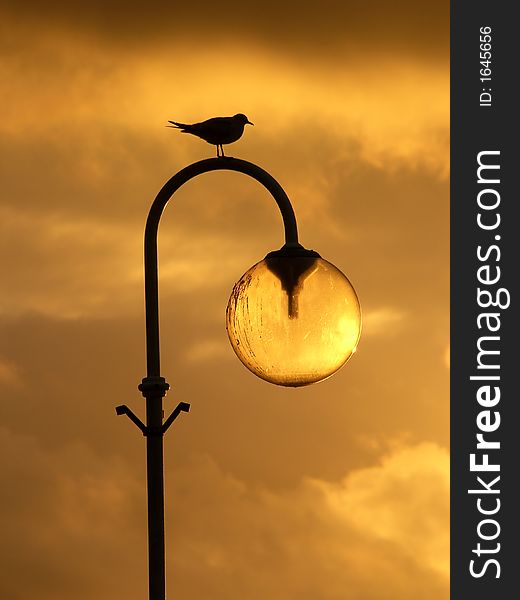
[{"xmin": 138, "ymin": 376, "xmax": 170, "ymax": 398}]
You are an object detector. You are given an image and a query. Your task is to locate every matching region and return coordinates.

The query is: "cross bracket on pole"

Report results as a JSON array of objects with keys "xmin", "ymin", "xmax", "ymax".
[{"xmin": 115, "ymin": 402, "xmax": 191, "ymax": 436}]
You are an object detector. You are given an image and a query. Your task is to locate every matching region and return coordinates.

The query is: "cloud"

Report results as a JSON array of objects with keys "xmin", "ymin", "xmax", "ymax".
[
  {"xmin": 362, "ymin": 307, "xmax": 406, "ymax": 336},
  {"xmin": 0, "ymin": 357, "xmax": 22, "ymax": 388},
  {"xmin": 0, "ymin": 40, "xmax": 448, "ymax": 320},
  {"xmin": 166, "ymin": 443, "xmax": 450, "ymax": 598},
  {"xmin": 0, "ymin": 427, "xmax": 448, "ymax": 600},
  {"xmin": 311, "ymin": 441, "xmax": 449, "ymax": 578},
  {"xmin": 1, "ymin": 24, "xmax": 448, "ymax": 175},
  {"xmin": 0, "ymin": 206, "xmax": 142, "ymax": 319},
  {"xmin": 0, "ymin": 427, "xmax": 147, "ymax": 600},
  {"xmin": 183, "ymin": 338, "xmax": 232, "ymax": 363},
  {"xmin": 0, "ymin": 202, "xmax": 279, "ymax": 319},
  {"xmin": 2, "ymin": 0, "xmax": 449, "ymax": 60}
]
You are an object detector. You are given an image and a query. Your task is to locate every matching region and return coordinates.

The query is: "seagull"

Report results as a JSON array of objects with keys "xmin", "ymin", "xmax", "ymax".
[{"xmin": 167, "ymin": 113, "xmax": 254, "ymax": 157}]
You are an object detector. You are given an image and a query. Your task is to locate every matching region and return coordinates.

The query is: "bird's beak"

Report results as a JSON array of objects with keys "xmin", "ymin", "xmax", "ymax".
[{"xmin": 247, "ymin": 120, "xmax": 254, "ymax": 126}]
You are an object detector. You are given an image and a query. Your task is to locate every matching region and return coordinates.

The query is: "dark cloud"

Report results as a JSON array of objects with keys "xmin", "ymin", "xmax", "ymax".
[{"xmin": 3, "ymin": 0, "xmax": 448, "ymax": 58}]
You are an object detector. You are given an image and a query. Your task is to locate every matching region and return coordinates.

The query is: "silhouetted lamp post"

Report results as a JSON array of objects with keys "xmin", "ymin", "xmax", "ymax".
[{"xmin": 116, "ymin": 157, "xmax": 361, "ymax": 600}]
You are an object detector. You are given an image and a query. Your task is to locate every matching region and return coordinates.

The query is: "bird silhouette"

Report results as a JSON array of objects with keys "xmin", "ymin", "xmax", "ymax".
[{"xmin": 167, "ymin": 113, "xmax": 254, "ymax": 157}]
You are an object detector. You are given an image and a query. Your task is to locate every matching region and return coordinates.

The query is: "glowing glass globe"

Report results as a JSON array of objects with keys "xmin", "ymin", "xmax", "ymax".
[{"xmin": 226, "ymin": 246, "xmax": 361, "ymax": 387}]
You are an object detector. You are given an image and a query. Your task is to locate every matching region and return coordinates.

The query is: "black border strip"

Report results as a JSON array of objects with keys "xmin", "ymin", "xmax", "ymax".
[{"xmin": 451, "ymin": 2, "xmax": 517, "ymax": 598}]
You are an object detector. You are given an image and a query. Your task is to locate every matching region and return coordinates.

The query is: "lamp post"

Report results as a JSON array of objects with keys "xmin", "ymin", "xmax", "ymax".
[{"xmin": 116, "ymin": 156, "xmax": 361, "ymax": 600}]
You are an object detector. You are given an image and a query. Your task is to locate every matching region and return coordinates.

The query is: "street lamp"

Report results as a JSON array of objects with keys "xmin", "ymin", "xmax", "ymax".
[{"xmin": 116, "ymin": 156, "xmax": 361, "ymax": 600}]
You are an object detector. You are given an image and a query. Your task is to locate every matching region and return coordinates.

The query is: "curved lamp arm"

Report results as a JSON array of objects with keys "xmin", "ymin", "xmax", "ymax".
[
  {"xmin": 143, "ymin": 156, "xmax": 300, "ymax": 378},
  {"xmin": 119, "ymin": 157, "xmax": 303, "ymax": 600}
]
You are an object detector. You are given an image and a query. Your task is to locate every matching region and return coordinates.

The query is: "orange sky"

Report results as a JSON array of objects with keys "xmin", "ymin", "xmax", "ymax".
[{"xmin": 0, "ymin": 2, "xmax": 449, "ymax": 598}]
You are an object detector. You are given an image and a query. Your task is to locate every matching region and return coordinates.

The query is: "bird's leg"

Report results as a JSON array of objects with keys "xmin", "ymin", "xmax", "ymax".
[
  {"xmin": 220, "ymin": 144, "xmax": 225, "ymax": 157},
  {"xmin": 216, "ymin": 144, "xmax": 221, "ymax": 158}
]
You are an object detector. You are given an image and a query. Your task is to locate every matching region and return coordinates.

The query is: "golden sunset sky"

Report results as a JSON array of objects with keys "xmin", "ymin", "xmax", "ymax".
[{"xmin": 0, "ymin": 1, "xmax": 449, "ymax": 598}]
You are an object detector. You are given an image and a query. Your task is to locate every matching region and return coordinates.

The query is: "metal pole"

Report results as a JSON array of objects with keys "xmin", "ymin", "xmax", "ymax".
[
  {"xmin": 119, "ymin": 157, "xmax": 301, "ymax": 600},
  {"xmin": 146, "ymin": 429, "xmax": 165, "ymax": 600},
  {"xmin": 139, "ymin": 377, "xmax": 169, "ymax": 600}
]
